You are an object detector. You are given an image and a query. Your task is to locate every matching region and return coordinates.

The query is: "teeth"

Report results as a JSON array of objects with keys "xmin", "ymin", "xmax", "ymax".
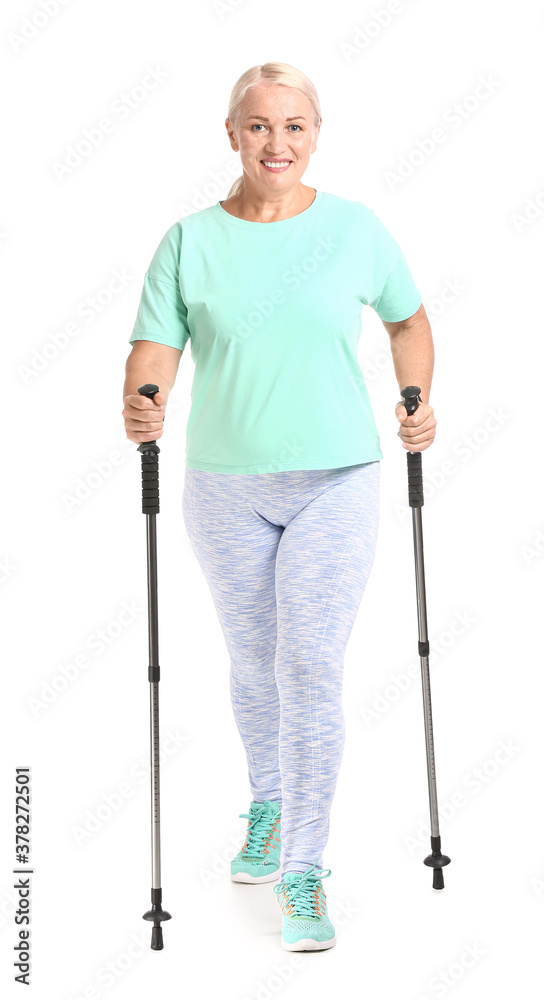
[{"xmin": 262, "ymin": 160, "xmax": 290, "ymax": 168}]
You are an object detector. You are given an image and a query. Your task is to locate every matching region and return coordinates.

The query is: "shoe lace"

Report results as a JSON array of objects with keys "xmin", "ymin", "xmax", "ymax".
[
  {"xmin": 238, "ymin": 801, "xmax": 279, "ymax": 854},
  {"xmin": 273, "ymin": 864, "xmax": 332, "ymax": 917}
]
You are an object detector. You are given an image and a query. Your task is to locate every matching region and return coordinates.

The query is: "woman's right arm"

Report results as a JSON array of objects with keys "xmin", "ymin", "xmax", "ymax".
[{"xmin": 122, "ymin": 340, "xmax": 183, "ymax": 444}]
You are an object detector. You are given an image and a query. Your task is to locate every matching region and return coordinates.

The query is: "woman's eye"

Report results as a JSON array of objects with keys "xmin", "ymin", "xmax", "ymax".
[{"xmin": 251, "ymin": 124, "xmax": 301, "ymax": 132}]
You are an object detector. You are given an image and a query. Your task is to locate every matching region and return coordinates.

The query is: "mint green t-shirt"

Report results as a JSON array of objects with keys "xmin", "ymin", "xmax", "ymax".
[{"xmin": 129, "ymin": 189, "xmax": 422, "ymax": 474}]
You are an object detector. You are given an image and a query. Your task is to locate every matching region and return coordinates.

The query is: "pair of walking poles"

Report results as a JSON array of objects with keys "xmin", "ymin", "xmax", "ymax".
[{"xmin": 134, "ymin": 382, "xmax": 450, "ymax": 951}]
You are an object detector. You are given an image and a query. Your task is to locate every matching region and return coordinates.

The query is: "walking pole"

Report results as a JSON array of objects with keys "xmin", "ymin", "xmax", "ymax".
[
  {"xmin": 137, "ymin": 383, "xmax": 172, "ymax": 948},
  {"xmin": 400, "ymin": 386, "xmax": 451, "ymax": 890}
]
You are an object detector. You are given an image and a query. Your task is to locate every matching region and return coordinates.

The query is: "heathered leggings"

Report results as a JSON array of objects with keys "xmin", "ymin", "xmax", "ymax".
[{"xmin": 182, "ymin": 460, "xmax": 380, "ymax": 877}]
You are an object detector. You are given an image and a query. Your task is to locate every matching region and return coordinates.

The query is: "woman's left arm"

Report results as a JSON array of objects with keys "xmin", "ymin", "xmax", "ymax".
[{"xmin": 381, "ymin": 302, "xmax": 437, "ymax": 452}]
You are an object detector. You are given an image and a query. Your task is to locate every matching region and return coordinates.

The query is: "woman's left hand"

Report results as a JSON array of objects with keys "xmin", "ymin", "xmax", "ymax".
[{"xmin": 395, "ymin": 399, "xmax": 437, "ymax": 452}]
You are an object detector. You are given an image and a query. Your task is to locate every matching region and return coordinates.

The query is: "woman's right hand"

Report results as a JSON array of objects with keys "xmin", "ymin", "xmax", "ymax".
[{"xmin": 122, "ymin": 391, "xmax": 167, "ymax": 444}]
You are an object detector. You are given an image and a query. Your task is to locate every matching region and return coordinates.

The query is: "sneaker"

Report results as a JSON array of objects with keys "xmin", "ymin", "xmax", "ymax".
[
  {"xmin": 273, "ymin": 864, "xmax": 336, "ymax": 951},
  {"xmin": 231, "ymin": 799, "xmax": 282, "ymax": 883}
]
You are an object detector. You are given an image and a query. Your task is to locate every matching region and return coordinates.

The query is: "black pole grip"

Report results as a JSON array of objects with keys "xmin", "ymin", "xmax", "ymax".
[
  {"xmin": 400, "ymin": 386, "xmax": 424, "ymax": 508},
  {"xmin": 136, "ymin": 384, "xmax": 161, "ymax": 515},
  {"xmin": 406, "ymin": 451, "xmax": 423, "ymax": 508}
]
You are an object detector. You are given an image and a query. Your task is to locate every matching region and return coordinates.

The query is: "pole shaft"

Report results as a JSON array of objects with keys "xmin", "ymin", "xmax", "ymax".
[
  {"xmin": 150, "ymin": 681, "xmax": 161, "ymax": 888},
  {"xmin": 412, "ymin": 506, "xmax": 440, "ymax": 838},
  {"xmin": 146, "ymin": 514, "xmax": 162, "ymax": 890}
]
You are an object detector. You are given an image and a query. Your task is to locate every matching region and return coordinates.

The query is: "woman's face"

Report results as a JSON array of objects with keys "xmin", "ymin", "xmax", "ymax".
[{"xmin": 226, "ymin": 82, "xmax": 319, "ymax": 194}]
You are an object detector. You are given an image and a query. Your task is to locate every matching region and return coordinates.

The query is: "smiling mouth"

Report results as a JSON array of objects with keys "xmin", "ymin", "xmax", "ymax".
[{"xmin": 260, "ymin": 160, "xmax": 293, "ymax": 170}]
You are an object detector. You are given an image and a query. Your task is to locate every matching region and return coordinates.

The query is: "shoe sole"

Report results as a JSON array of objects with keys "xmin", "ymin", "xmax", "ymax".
[
  {"xmin": 281, "ymin": 935, "xmax": 337, "ymax": 951},
  {"xmin": 231, "ymin": 869, "xmax": 281, "ymax": 883}
]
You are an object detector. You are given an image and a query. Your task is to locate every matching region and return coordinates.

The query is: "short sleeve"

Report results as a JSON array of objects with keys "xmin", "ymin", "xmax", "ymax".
[
  {"xmin": 129, "ymin": 223, "xmax": 190, "ymax": 351},
  {"xmin": 364, "ymin": 210, "xmax": 422, "ymax": 323}
]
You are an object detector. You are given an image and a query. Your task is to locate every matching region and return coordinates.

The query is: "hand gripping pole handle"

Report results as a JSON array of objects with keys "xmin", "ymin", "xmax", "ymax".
[
  {"xmin": 400, "ymin": 386, "xmax": 423, "ymax": 508},
  {"xmin": 136, "ymin": 383, "xmax": 161, "ymax": 516}
]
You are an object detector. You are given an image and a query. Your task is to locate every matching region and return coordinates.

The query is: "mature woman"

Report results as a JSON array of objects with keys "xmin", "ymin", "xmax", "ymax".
[{"xmin": 122, "ymin": 61, "xmax": 436, "ymax": 953}]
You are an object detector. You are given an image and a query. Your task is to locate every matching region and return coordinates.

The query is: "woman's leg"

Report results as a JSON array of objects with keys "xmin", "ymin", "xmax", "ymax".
[
  {"xmin": 273, "ymin": 461, "xmax": 380, "ymax": 875},
  {"xmin": 181, "ymin": 461, "xmax": 380, "ymax": 875},
  {"xmin": 182, "ymin": 468, "xmax": 283, "ymax": 807}
]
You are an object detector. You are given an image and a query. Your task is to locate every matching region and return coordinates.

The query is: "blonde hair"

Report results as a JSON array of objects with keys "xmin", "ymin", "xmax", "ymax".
[{"xmin": 225, "ymin": 62, "xmax": 322, "ymax": 199}]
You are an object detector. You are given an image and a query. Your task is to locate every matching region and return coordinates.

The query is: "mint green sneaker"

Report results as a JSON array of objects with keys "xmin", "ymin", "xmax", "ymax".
[
  {"xmin": 273, "ymin": 864, "xmax": 336, "ymax": 951},
  {"xmin": 231, "ymin": 799, "xmax": 282, "ymax": 883}
]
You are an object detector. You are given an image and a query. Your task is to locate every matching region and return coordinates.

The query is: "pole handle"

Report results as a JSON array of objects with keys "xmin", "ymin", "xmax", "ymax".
[
  {"xmin": 137, "ymin": 382, "xmax": 164, "ymax": 446},
  {"xmin": 400, "ymin": 385, "xmax": 424, "ymax": 508},
  {"xmin": 400, "ymin": 385, "xmax": 421, "ymax": 417},
  {"xmin": 136, "ymin": 383, "xmax": 161, "ymax": 515}
]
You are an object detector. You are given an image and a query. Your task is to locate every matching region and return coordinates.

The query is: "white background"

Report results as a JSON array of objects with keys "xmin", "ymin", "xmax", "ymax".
[{"xmin": 1, "ymin": 1, "xmax": 542, "ymax": 997}]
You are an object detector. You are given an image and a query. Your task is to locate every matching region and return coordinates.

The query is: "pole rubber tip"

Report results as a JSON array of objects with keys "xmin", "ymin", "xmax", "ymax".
[
  {"xmin": 151, "ymin": 926, "xmax": 164, "ymax": 950},
  {"xmin": 424, "ymin": 850, "xmax": 451, "ymax": 890},
  {"xmin": 433, "ymin": 868, "xmax": 445, "ymax": 890},
  {"xmin": 143, "ymin": 903, "xmax": 172, "ymax": 949}
]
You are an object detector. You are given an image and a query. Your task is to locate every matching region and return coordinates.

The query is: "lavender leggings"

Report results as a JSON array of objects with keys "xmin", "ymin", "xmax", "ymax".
[{"xmin": 182, "ymin": 460, "xmax": 380, "ymax": 877}]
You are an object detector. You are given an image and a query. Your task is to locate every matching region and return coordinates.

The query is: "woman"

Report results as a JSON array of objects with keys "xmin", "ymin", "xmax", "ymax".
[{"xmin": 122, "ymin": 61, "xmax": 436, "ymax": 953}]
